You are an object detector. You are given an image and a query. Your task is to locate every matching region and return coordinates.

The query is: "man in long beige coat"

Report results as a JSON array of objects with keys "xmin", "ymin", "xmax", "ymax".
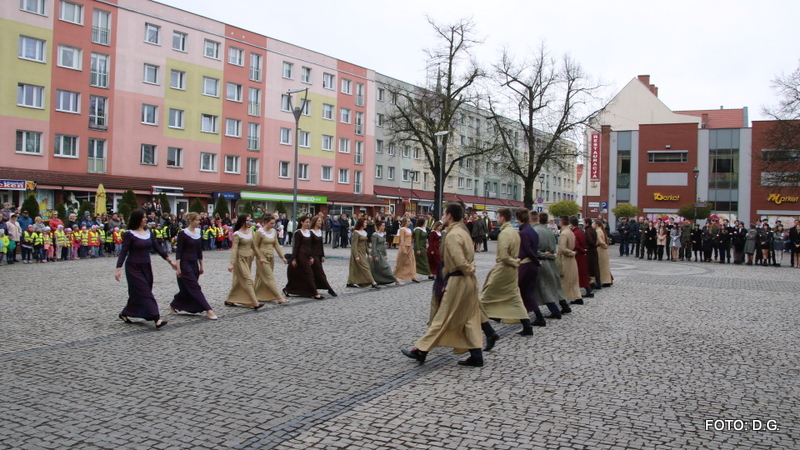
[
  {"xmin": 402, "ymin": 202, "xmax": 485, "ymax": 367},
  {"xmin": 479, "ymin": 208, "xmax": 533, "ymax": 351},
  {"xmin": 557, "ymin": 215, "xmax": 581, "ymax": 303}
]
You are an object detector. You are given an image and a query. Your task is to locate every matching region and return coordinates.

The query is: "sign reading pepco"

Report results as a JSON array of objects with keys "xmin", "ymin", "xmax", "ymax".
[{"xmin": 653, "ymin": 193, "xmax": 680, "ymax": 201}]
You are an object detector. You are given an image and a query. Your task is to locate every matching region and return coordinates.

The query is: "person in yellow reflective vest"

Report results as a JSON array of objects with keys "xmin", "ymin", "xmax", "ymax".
[
  {"xmin": 63, "ymin": 228, "xmax": 74, "ymax": 260},
  {"xmin": 202, "ymin": 225, "xmax": 210, "ymax": 251},
  {"xmin": 97, "ymin": 227, "xmax": 106, "ymax": 257},
  {"xmin": 54, "ymin": 225, "xmax": 66, "ymax": 261},
  {"xmin": 112, "ymin": 228, "xmax": 123, "ymax": 256},
  {"xmin": 72, "ymin": 228, "xmax": 81, "ymax": 260},
  {"xmin": 32, "ymin": 227, "xmax": 44, "ymax": 263},
  {"xmin": 42, "ymin": 228, "xmax": 53, "ymax": 262},
  {"xmin": 207, "ymin": 224, "xmax": 217, "ymax": 251},
  {"xmin": 87, "ymin": 225, "xmax": 101, "ymax": 258},
  {"xmin": 78, "ymin": 226, "xmax": 89, "ymax": 258},
  {"xmin": 0, "ymin": 229, "xmax": 8, "ymax": 266},
  {"xmin": 21, "ymin": 225, "xmax": 35, "ymax": 264}
]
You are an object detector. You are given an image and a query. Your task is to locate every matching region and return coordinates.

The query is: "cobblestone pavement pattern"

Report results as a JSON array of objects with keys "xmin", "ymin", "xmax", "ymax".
[{"xmin": 1, "ymin": 244, "xmax": 798, "ymax": 449}]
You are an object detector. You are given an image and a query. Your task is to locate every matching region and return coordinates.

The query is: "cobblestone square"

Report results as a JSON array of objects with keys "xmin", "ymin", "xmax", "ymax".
[{"xmin": 1, "ymin": 245, "xmax": 798, "ymax": 449}]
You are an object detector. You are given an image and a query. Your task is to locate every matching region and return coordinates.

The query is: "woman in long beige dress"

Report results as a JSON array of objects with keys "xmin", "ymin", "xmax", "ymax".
[
  {"xmin": 393, "ymin": 217, "xmax": 419, "ymax": 282},
  {"xmin": 225, "ymin": 214, "xmax": 267, "ymax": 309},
  {"xmin": 347, "ymin": 218, "xmax": 381, "ymax": 289},
  {"xmin": 254, "ymin": 214, "xmax": 288, "ymax": 304},
  {"xmin": 593, "ymin": 219, "xmax": 613, "ymax": 287}
]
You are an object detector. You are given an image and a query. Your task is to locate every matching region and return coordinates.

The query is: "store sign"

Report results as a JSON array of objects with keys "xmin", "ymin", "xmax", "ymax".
[
  {"xmin": 213, "ymin": 191, "xmax": 240, "ymax": 200},
  {"xmin": 590, "ymin": 133, "xmax": 601, "ymax": 182},
  {"xmin": 588, "ymin": 202, "xmax": 600, "ymax": 208},
  {"xmin": 0, "ymin": 179, "xmax": 34, "ymax": 191},
  {"xmin": 653, "ymin": 193, "xmax": 680, "ymax": 201},
  {"xmin": 240, "ymin": 191, "xmax": 327, "ymax": 203},
  {"xmin": 767, "ymin": 193, "xmax": 799, "ymax": 205}
]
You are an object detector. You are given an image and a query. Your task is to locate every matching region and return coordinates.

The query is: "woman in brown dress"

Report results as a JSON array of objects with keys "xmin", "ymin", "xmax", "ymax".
[
  {"xmin": 284, "ymin": 216, "xmax": 323, "ymax": 299},
  {"xmin": 253, "ymin": 214, "xmax": 289, "ymax": 304},
  {"xmin": 427, "ymin": 221, "xmax": 443, "ymax": 277},
  {"xmin": 225, "ymin": 214, "xmax": 267, "ymax": 310},
  {"xmin": 347, "ymin": 218, "xmax": 381, "ymax": 289},
  {"xmin": 393, "ymin": 217, "xmax": 419, "ymax": 283},
  {"xmin": 310, "ymin": 216, "xmax": 337, "ymax": 297}
]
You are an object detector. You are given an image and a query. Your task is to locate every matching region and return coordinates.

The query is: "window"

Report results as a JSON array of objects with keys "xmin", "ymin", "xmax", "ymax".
[
  {"xmin": 172, "ymin": 31, "xmax": 186, "ymax": 51},
  {"xmin": 648, "ymin": 151, "xmax": 688, "ymax": 163},
  {"xmin": 322, "ymin": 104, "xmax": 334, "ymax": 120},
  {"xmin": 376, "ymin": 140, "xmax": 384, "ymax": 154},
  {"xmin": 16, "ymin": 131, "xmax": 42, "ymax": 154},
  {"xmin": 339, "ymin": 138, "xmax": 350, "ymax": 153},
  {"xmin": 88, "ymin": 95, "xmax": 107, "ymax": 129},
  {"xmin": 225, "ymin": 118, "xmax": 241, "ymax": 137},
  {"xmin": 143, "ymin": 64, "xmax": 158, "ymax": 84},
  {"xmin": 447, "ymin": 177, "xmax": 453, "ymax": 187},
  {"xmin": 403, "ymin": 170, "xmax": 411, "ymax": 182},
  {"xmin": 204, "ymin": 39, "xmax": 220, "ymax": 59},
  {"xmin": 301, "ymin": 66, "xmax": 311, "ymax": 83},
  {"xmin": 341, "ymin": 78, "xmax": 352, "ymax": 94},
  {"xmin": 246, "ymin": 157, "xmax": 258, "ymax": 185},
  {"xmin": 167, "ymin": 147, "xmax": 182, "ymax": 168},
  {"xmin": 301, "ymin": 100, "xmax": 311, "ymax": 116},
  {"xmin": 356, "ymin": 83, "xmax": 364, "ymax": 106},
  {"xmin": 402, "ymin": 146, "xmax": 410, "ymax": 158},
  {"xmin": 141, "ymin": 104, "xmax": 157, "ymax": 125},
  {"xmin": 60, "ymin": 1, "xmax": 82, "ymax": 24},
  {"xmin": 355, "ymin": 111, "xmax": 364, "ymax": 135},
  {"xmin": 87, "ymin": 139, "xmax": 106, "ymax": 173},
  {"xmin": 55, "ymin": 90, "xmax": 80, "ymax": 113},
  {"xmin": 20, "ymin": 0, "xmax": 46, "ymax": 15},
  {"xmin": 458, "ymin": 177, "xmax": 465, "ymax": 188},
  {"xmin": 323, "ymin": 73, "xmax": 335, "ymax": 90},
  {"xmin": 377, "ymin": 88, "xmax": 385, "ymax": 102},
  {"xmin": 340, "ymin": 108, "xmax": 351, "ymax": 124},
  {"xmin": 338, "ymin": 168, "xmax": 350, "ymax": 184},
  {"xmin": 200, "ymin": 114, "xmax": 218, "ymax": 133},
  {"xmin": 140, "ymin": 144, "xmax": 156, "ymax": 165},
  {"xmin": 144, "ymin": 23, "xmax": 160, "ymax": 45},
  {"xmin": 355, "ymin": 141, "xmax": 364, "ymax": 165},
  {"xmin": 18, "ymin": 36, "xmax": 45, "ymax": 62},
  {"xmin": 466, "ymin": 179, "xmax": 473, "ymax": 189},
  {"xmin": 90, "ymin": 53, "xmax": 109, "ymax": 87},
  {"xmin": 247, "ymin": 123, "xmax": 260, "ymax": 150},
  {"xmin": 225, "ymin": 155, "xmax": 240, "ymax": 174},
  {"xmin": 168, "ymin": 108, "xmax": 184, "ymax": 129},
  {"xmin": 321, "ymin": 166, "xmax": 332, "ymax": 181},
  {"xmin": 375, "ymin": 165, "xmax": 383, "ymax": 178},
  {"xmin": 52, "ymin": 134, "xmax": 79, "ymax": 158},
  {"xmin": 200, "ymin": 153, "xmax": 217, "ymax": 172},
  {"xmin": 354, "ymin": 171, "xmax": 363, "ymax": 194},
  {"xmin": 299, "ymin": 131, "xmax": 310, "ymax": 148},
  {"xmin": 280, "ymin": 128, "xmax": 291, "ymax": 145},
  {"xmin": 202, "ymin": 77, "xmax": 219, "ymax": 97},
  {"xmin": 390, "ymin": 92, "xmax": 397, "ymax": 104},
  {"xmin": 388, "ymin": 166, "xmax": 395, "ymax": 180},
  {"xmin": 226, "ymin": 82, "xmax": 242, "ymax": 102},
  {"xmin": 501, "ymin": 183, "xmax": 507, "ymax": 194},
  {"xmin": 466, "ymin": 158, "xmax": 473, "ymax": 168},
  {"xmin": 322, "ymin": 135, "xmax": 333, "ymax": 151},
  {"xmin": 91, "ymin": 9, "xmax": 111, "ymax": 45},
  {"xmin": 282, "ymin": 61, "xmax": 293, "ymax": 79},
  {"xmin": 281, "ymin": 94, "xmax": 291, "ymax": 112},
  {"xmin": 248, "ymin": 87, "xmax": 261, "ymax": 116},
  {"xmin": 376, "ymin": 114, "xmax": 384, "ymax": 128},
  {"xmin": 298, "ymin": 163, "xmax": 309, "ymax": 180},
  {"xmin": 249, "ymin": 53, "xmax": 262, "ymax": 82},
  {"xmin": 279, "ymin": 161, "xmax": 290, "ymax": 178},
  {"xmin": 170, "ymin": 70, "xmax": 186, "ymax": 90},
  {"xmin": 17, "ymin": 84, "xmax": 44, "ymax": 108},
  {"xmin": 228, "ymin": 47, "xmax": 244, "ymax": 66},
  {"xmin": 414, "ymin": 148, "xmax": 421, "ymax": 160},
  {"xmin": 388, "ymin": 143, "xmax": 395, "ymax": 156}
]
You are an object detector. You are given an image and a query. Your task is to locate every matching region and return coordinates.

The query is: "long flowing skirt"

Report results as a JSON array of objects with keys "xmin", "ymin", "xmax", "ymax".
[
  {"xmin": 121, "ymin": 262, "xmax": 161, "ymax": 320},
  {"xmin": 393, "ymin": 249, "xmax": 417, "ymax": 280},
  {"xmin": 254, "ymin": 256, "xmax": 283, "ymax": 301},
  {"xmin": 415, "ymin": 250, "xmax": 431, "ymax": 275},
  {"xmin": 370, "ymin": 255, "xmax": 396, "ymax": 284},
  {"xmin": 226, "ymin": 255, "xmax": 259, "ymax": 306},
  {"xmin": 285, "ymin": 255, "xmax": 317, "ymax": 297},
  {"xmin": 348, "ymin": 253, "xmax": 376, "ymax": 286},
  {"xmin": 171, "ymin": 259, "xmax": 212, "ymax": 313},
  {"xmin": 311, "ymin": 256, "xmax": 332, "ymax": 291}
]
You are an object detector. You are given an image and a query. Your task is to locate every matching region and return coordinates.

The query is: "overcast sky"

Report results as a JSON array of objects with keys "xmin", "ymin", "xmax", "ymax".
[{"xmin": 157, "ymin": 0, "xmax": 798, "ymax": 123}]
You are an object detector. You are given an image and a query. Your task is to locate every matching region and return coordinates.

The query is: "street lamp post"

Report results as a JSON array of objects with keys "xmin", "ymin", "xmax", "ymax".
[
  {"xmin": 693, "ymin": 167, "xmax": 700, "ymax": 224},
  {"xmin": 287, "ymin": 88, "xmax": 309, "ymax": 224},
  {"xmin": 434, "ymin": 131, "xmax": 449, "ymax": 220},
  {"xmin": 538, "ymin": 173, "xmax": 545, "ymax": 212}
]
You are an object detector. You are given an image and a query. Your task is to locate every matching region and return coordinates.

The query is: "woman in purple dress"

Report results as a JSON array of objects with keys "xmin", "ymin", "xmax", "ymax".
[
  {"xmin": 115, "ymin": 209, "xmax": 177, "ymax": 328},
  {"xmin": 169, "ymin": 212, "xmax": 217, "ymax": 320}
]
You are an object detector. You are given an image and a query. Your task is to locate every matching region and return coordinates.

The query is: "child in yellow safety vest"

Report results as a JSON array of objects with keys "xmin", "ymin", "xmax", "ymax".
[
  {"xmin": 71, "ymin": 228, "xmax": 81, "ymax": 260},
  {"xmin": 88, "ymin": 225, "xmax": 101, "ymax": 258},
  {"xmin": 215, "ymin": 222, "xmax": 226, "ymax": 250},
  {"xmin": 97, "ymin": 227, "xmax": 106, "ymax": 257},
  {"xmin": 42, "ymin": 228, "xmax": 53, "ymax": 262},
  {"xmin": 112, "ymin": 228, "xmax": 123, "ymax": 256},
  {"xmin": 32, "ymin": 227, "xmax": 44, "ymax": 263},
  {"xmin": 0, "ymin": 229, "xmax": 8, "ymax": 266},
  {"xmin": 63, "ymin": 228, "xmax": 73, "ymax": 261},
  {"xmin": 54, "ymin": 225, "xmax": 66, "ymax": 262},
  {"xmin": 78, "ymin": 226, "xmax": 89, "ymax": 258}
]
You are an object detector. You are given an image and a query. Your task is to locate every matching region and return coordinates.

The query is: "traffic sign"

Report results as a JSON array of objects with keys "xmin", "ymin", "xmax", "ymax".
[
  {"xmin": 536, "ymin": 206, "xmax": 544, "ymax": 213},
  {"xmin": 600, "ymin": 201, "xmax": 608, "ymax": 209},
  {"xmin": 537, "ymin": 197, "xmax": 544, "ymax": 204},
  {"xmin": 695, "ymin": 203, "xmax": 707, "ymax": 207}
]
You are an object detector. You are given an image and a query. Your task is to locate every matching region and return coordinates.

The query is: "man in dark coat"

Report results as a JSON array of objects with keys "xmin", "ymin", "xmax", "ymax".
[
  {"xmin": 583, "ymin": 218, "xmax": 601, "ymax": 289},
  {"xmin": 516, "ymin": 208, "xmax": 544, "ymax": 326},
  {"xmin": 617, "ymin": 217, "xmax": 631, "ymax": 256},
  {"xmin": 338, "ymin": 213, "xmax": 350, "ymax": 248},
  {"xmin": 570, "ymin": 216, "xmax": 592, "ymax": 303}
]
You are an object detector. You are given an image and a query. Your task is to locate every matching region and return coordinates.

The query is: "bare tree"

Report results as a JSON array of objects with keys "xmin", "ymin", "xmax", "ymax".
[
  {"xmin": 385, "ymin": 17, "xmax": 498, "ymax": 219},
  {"xmin": 488, "ymin": 45, "xmax": 604, "ymax": 209},
  {"xmin": 761, "ymin": 62, "xmax": 800, "ymax": 191}
]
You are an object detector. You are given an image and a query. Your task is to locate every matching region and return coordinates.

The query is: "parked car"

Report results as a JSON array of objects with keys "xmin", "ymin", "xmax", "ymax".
[
  {"xmin": 488, "ymin": 220, "xmax": 519, "ymax": 240},
  {"xmin": 608, "ymin": 231, "xmax": 618, "ymax": 245}
]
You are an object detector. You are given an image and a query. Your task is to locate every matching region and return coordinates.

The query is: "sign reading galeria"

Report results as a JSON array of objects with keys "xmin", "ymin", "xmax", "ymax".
[
  {"xmin": 653, "ymin": 193, "xmax": 680, "ymax": 201},
  {"xmin": 767, "ymin": 194, "xmax": 799, "ymax": 205}
]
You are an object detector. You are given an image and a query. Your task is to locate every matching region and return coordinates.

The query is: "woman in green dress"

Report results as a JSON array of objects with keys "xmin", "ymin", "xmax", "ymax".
[
  {"xmin": 413, "ymin": 218, "xmax": 432, "ymax": 280},
  {"xmin": 347, "ymin": 218, "xmax": 381, "ymax": 289},
  {"xmin": 370, "ymin": 220, "xmax": 402, "ymax": 285}
]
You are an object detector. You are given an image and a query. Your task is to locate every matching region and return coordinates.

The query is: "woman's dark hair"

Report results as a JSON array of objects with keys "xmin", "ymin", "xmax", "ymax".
[
  {"xmin": 298, "ymin": 216, "xmax": 310, "ymax": 226},
  {"xmin": 127, "ymin": 209, "xmax": 145, "ymax": 231},
  {"xmin": 262, "ymin": 214, "xmax": 274, "ymax": 224},
  {"xmin": 233, "ymin": 214, "xmax": 250, "ymax": 232},
  {"xmin": 355, "ymin": 218, "xmax": 366, "ymax": 230},
  {"xmin": 376, "ymin": 220, "xmax": 385, "ymax": 230},
  {"xmin": 416, "ymin": 218, "xmax": 426, "ymax": 228}
]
